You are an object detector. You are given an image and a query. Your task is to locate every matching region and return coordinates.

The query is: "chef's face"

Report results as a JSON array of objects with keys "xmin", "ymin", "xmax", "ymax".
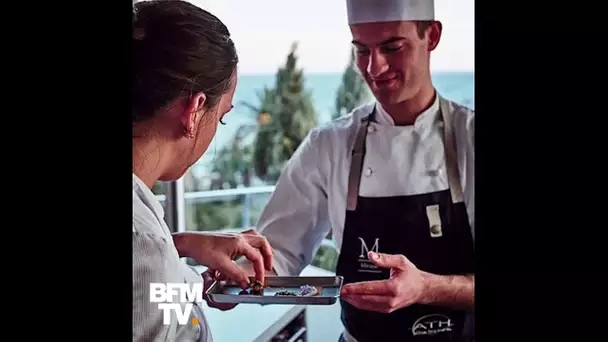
[{"xmin": 350, "ymin": 20, "xmax": 442, "ymax": 105}]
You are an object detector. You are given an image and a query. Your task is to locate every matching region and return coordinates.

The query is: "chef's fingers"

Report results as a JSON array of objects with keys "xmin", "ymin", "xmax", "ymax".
[
  {"xmin": 237, "ymin": 241, "xmax": 265, "ymax": 284},
  {"xmin": 341, "ymin": 294, "xmax": 394, "ymax": 313},
  {"xmin": 242, "ymin": 233, "xmax": 274, "ymax": 272},
  {"xmin": 341, "ymin": 279, "xmax": 395, "ymax": 296},
  {"xmin": 367, "ymin": 252, "xmax": 410, "ymax": 270}
]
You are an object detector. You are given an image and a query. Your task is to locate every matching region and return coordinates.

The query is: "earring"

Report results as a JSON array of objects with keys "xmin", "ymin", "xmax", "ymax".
[{"xmin": 184, "ymin": 126, "xmax": 194, "ymax": 139}]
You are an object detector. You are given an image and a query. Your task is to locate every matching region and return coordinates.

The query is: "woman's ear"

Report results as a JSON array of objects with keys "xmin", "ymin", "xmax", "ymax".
[{"xmin": 181, "ymin": 92, "xmax": 207, "ymax": 138}]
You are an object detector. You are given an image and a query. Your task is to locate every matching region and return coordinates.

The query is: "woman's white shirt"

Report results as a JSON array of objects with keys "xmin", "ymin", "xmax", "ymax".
[{"xmin": 132, "ymin": 174, "xmax": 212, "ymax": 342}]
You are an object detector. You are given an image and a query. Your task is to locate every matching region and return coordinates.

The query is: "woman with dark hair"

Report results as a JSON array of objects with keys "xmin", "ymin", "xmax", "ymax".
[{"xmin": 132, "ymin": 1, "xmax": 272, "ymax": 341}]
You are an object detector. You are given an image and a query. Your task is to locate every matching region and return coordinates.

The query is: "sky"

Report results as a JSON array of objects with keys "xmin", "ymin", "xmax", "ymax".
[{"xmin": 163, "ymin": 0, "xmax": 474, "ymax": 74}]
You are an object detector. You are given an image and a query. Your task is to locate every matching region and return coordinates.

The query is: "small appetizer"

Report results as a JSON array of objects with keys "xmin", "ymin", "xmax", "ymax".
[
  {"xmin": 298, "ymin": 285, "xmax": 319, "ymax": 297},
  {"xmin": 250, "ymin": 280, "xmax": 264, "ymax": 295}
]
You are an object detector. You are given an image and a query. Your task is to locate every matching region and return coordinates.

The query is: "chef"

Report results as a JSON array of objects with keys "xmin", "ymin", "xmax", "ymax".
[{"xmin": 219, "ymin": 0, "xmax": 475, "ymax": 340}]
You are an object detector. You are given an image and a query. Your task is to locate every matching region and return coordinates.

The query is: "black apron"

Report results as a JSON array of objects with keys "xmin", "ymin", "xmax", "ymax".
[{"xmin": 336, "ymin": 97, "xmax": 475, "ymax": 342}]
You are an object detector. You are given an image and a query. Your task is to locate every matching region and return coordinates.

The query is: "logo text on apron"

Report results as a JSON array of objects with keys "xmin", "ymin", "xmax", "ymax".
[{"xmin": 357, "ymin": 237, "xmax": 381, "ymax": 274}]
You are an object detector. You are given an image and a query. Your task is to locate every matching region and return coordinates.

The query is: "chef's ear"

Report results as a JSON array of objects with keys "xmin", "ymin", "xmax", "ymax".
[
  {"xmin": 181, "ymin": 91, "xmax": 207, "ymax": 137},
  {"xmin": 427, "ymin": 21, "xmax": 442, "ymax": 51}
]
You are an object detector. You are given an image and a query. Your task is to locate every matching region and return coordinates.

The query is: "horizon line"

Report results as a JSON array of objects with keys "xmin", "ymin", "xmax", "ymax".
[{"xmin": 237, "ymin": 70, "xmax": 474, "ymax": 76}]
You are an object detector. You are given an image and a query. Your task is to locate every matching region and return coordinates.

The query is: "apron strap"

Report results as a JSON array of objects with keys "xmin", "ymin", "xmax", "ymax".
[
  {"xmin": 346, "ymin": 97, "xmax": 464, "ymax": 210},
  {"xmin": 439, "ymin": 97, "xmax": 465, "ymax": 204},
  {"xmin": 346, "ymin": 109, "xmax": 374, "ymax": 211}
]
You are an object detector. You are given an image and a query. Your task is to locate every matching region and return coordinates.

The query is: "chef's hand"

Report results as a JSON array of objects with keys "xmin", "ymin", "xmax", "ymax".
[{"xmin": 340, "ymin": 252, "xmax": 425, "ymax": 313}]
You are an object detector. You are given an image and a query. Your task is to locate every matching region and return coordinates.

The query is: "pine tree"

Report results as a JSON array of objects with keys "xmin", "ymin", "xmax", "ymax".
[
  {"xmin": 242, "ymin": 42, "xmax": 318, "ymax": 183},
  {"xmin": 209, "ymin": 125, "xmax": 254, "ymax": 190},
  {"xmin": 332, "ymin": 47, "xmax": 371, "ymax": 119}
]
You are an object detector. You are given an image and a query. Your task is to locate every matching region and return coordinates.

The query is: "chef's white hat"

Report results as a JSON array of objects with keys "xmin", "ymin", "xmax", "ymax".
[{"xmin": 346, "ymin": 0, "xmax": 435, "ymax": 25}]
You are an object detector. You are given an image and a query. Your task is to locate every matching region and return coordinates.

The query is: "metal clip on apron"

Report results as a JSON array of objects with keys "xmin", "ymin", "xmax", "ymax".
[{"xmin": 337, "ymin": 97, "xmax": 475, "ymax": 342}]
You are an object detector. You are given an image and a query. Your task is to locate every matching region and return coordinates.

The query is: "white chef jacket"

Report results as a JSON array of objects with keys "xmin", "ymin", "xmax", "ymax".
[
  {"xmin": 256, "ymin": 93, "xmax": 474, "ymax": 277},
  {"xmin": 132, "ymin": 173, "xmax": 212, "ymax": 342}
]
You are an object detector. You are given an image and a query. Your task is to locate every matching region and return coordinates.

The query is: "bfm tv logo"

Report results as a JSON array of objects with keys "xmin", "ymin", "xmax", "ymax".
[{"xmin": 149, "ymin": 283, "xmax": 204, "ymax": 325}]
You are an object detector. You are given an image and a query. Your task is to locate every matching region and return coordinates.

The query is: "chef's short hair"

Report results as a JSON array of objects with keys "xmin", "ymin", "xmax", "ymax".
[
  {"xmin": 132, "ymin": 0, "xmax": 238, "ymax": 127},
  {"xmin": 415, "ymin": 21, "xmax": 434, "ymax": 39}
]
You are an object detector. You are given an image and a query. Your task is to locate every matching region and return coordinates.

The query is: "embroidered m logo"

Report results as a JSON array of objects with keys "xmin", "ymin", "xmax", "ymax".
[{"xmin": 358, "ymin": 237, "xmax": 379, "ymax": 258}]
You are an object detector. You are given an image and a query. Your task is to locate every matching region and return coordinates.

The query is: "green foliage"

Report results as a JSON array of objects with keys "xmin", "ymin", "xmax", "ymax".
[
  {"xmin": 186, "ymin": 194, "xmax": 270, "ymax": 232},
  {"xmin": 242, "ymin": 42, "xmax": 318, "ymax": 183},
  {"xmin": 209, "ymin": 125, "xmax": 256, "ymax": 190},
  {"xmin": 311, "ymin": 245, "xmax": 339, "ymax": 272},
  {"xmin": 239, "ymin": 87, "xmax": 281, "ymax": 182},
  {"xmin": 190, "ymin": 200, "xmax": 243, "ymax": 231},
  {"xmin": 333, "ymin": 47, "xmax": 371, "ymax": 119}
]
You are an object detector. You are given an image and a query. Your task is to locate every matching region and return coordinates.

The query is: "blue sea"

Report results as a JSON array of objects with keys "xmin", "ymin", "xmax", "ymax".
[{"xmin": 193, "ymin": 72, "xmax": 474, "ymax": 182}]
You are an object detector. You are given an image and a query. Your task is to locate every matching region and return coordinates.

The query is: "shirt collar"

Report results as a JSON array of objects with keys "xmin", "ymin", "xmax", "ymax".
[
  {"xmin": 132, "ymin": 173, "xmax": 165, "ymax": 221},
  {"xmin": 374, "ymin": 93, "xmax": 440, "ymax": 133}
]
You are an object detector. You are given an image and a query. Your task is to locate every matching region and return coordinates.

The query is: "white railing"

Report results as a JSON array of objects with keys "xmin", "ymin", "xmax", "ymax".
[
  {"xmin": 156, "ymin": 185, "xmax": 337, "ymax": 250},
  {"xmin": 156, "ymin": 185, "xmax": 275, "ymax": 232},
  {"xmin": 155, "ymin": 185, "xmax": 277, "ymax": 203}
]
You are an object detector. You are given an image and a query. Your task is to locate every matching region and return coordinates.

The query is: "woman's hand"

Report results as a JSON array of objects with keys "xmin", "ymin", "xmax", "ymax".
[
  {"xmin": 202, "ymin": 269, "xmax": 237, "ymax": 311},
  {"xmin": 173, "ymin": 229, "xmax": 273, "ymax": 289},
  {"xmin": 199, "ymin": 229, "xmax": 273, "ymax": 311}
]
